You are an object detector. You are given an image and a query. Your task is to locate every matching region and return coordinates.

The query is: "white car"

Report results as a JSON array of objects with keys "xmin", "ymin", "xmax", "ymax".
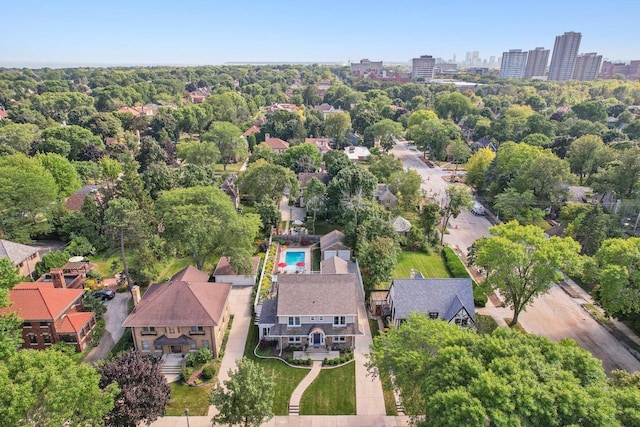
[{"xmin": 471, "ymin": 202, "xmax": 485, "ymax": 216}]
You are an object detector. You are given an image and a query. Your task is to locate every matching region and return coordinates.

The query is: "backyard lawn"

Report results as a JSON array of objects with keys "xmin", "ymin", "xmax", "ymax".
[
  {"xmin": 392, "ymin": 250, "xmax": 451, "ymax": 280},
  {"xmin": 244, "ymin": 322, "xmax": 308, "ymax": 415},
  {"xmin": 165, "ymin": 382, "xmax": 214, "ymax": 416},
  {"xmin": 300, "ymin": 363, "xmax": 356, "ymax": 415}
]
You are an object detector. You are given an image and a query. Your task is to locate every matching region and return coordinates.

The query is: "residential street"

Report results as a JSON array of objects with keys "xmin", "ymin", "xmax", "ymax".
[{"xmin": 391, "ymin": 141, "xmax": 640, "ymax": 374}]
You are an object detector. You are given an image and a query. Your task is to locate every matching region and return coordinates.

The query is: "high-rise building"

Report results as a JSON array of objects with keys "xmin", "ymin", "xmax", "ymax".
[
  {"xmin": 524, "ymin": 47, "xmax": 550, "ymax": 78},
  {"xmin": 350, "ymin": 59, "xmax": 383, "ymax": 76},
  {"xmin": 572, "ymin": 53, "xmax": 603, "ymax": 81},
  {"xmin": 412, "ymin": 55, "xmax": 436, "ymax": 80},
  {"xmin": 499, "ymin": 49, "xmax": 528, "ymax": 79},
  {"xmin": 599, "ymin": 60, "xmax": 640, "ymax": 80},
  {"xmin": 548, "ymin": 31, "xmax": 582, "ymax": 81}
]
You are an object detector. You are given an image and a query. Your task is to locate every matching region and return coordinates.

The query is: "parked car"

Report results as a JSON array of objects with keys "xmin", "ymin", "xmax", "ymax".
[
  {"xmin": 92, "ymin": 289, "xmax": 116, "ymax": 300},
  {"xmin": 471, "ymin": 202, "xmax": 485, "ymax": 216}
]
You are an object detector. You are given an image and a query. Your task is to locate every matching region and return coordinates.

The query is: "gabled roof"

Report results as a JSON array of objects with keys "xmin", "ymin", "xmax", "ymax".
[
  {"xmin": 390, "ymin": 216, "xmax": 412, "ymax": 233},
  {"xmin": 58, "ymin": 312, "xmax": 94, "ymax": 333},
  {"xmin": 0, "ymin": 287, "xmax": 84, "ymax": 321},
  {"xmin": 243, "ymin": 125, "xmax": 261, "ymax": 137},
  {"xmin": 170, "ymin": 265, "xmax": 210, "ymax": 282},
  {"xmin": 376, "ymin": 185, "xmax": 398, "ymax": 202},
  {"xmin": 265, "ymin": 137, "xmax": 290, "ymax": 150},
  {"xmin": 214, "ymin": 256, "xmax": 261, "ymax": 276},
  {"xmin": 320, "ymin": 230, "xmax": 346, "ymax": 252},
  {"xmin": 297, "ymin": 172, "xmax": 329, "ymax": 188},
  {"xmin": 320, "ymin": 256, "xmax": 350, "ymax": 274},
  {"xmin": 276, "ymin": 274, "xmax": 359, "ymax": 316},
  {"xmin": 0, "ymin": 108, "xmax": 8, "ymax": 119},
  {"xmin": 389, "ymin": 278, "xmax": 475, "ymax": 322},
  {"xmin": 123, "ymin": 266, "xmax": 231, "ymax": 327},
  {"xmin": 0, "ymin": 239, "xmax": 39, "ymax": 266}
]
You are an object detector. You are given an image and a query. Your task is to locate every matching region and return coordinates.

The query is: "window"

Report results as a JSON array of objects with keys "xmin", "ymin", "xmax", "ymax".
[
  {"xmin": 455, "ymin": 318, "xmax": 469, "ymax": 327},
  {"xmin": 310, "ymin": 316, "xmax": 315, "ymax": 321},
  {"xmin": 23, "ymin": 321, "xmax": 32, "ymax": 328},
  {"xmin": 141, "ymin": 340, "xmax": 149, "ymax": 350},
  {"xmin": 428, "ymin": 312, "xmax": 439, "ymax": 319},
  {"xmin": 142, "ymin": 326, "xmax": 156, "ymax": 335},
  {"xmin": 319, "ymin": 316, "xmax": 324, "ymax": 321},
  {"xmin": 288, "ymin": 337, "xmax": 302, "ymax": 343},
  {"xmin": 288, "ymin": 317, "xmax": 300, "ymax": 327},
  {"xmin": 190, "ymin": 342, "xmax": 197, "ymax": 350},
  {"xmin": 202, "ymin": 340, "xmax": 209, "ymax": 349},
  {"xmin": 40, "ymin": 321, "xmax": 49, "ymax": 327},
  {"xmin": 262, "ymin": 327, "xmax": 270, "ymax": 337},
  {"xmin": 190, "ymin": 326, "xmax": 205, "ymax": 335},
  {"xmin": 168, "ymin": 327, "xmax": 176, "ymax": 334},
  {"xmin": 42, "ymin": 334, "xmax": 52, "ymax": 344},
  {"xmin": 155, "ymin": 344, "xmax": 162, "ymax": 351},
  {"xmin": 333, "ymin": 316, "xmax": 346, "ymax": 326},
  {"xmin": 28, "ymin": 334, "xmax": 37, "ymax": 344},
  {"xmin": 334, "ymin": 336, "xmax": 346, "ymax": 342}
]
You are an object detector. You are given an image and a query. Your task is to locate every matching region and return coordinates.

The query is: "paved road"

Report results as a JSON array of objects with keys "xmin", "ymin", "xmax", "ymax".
[
  {"xmin": 84, "ymin": 292, "xmax": 130, "ymax": 363},
  {"xmin": 392, "ymin": 141, "xmax": 640, "ymax": 374}
]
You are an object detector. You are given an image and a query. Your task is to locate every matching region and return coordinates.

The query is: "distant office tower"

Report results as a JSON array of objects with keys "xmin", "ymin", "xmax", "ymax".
[
  {"xmin": 524, "ymin": 47, "xmax": 550, "ymax": 78},
  {"xmin": 412, "ymin": 55, "xmax": 436, "ymax": 80},
  {"xmin": 548, "ymin": 31, "xmax": 582, "ymax": 81},
  {"xmin": 572, "ymin": 53, "xmax": 603, "ymax": 81},
  {"xmin": 500, "ymin": 49, "xmax": 528, "ymax": 79},
  {"xmin": 350, "ymin": 59, "xmax": 383, "ymax": 76}
]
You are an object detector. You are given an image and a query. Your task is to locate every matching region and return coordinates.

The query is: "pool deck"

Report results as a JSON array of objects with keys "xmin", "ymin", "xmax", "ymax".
[{"xmin": 280, "ymin": 247, "xmax": 312, "ymax": 273}]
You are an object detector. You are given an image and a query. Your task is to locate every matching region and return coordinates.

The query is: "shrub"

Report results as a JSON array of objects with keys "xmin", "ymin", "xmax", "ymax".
[
  {"xmin": 86, "ymin": 269, "xmax": 101, "ymax": 279},
  {"xmin": 443, "ymin": 247, "xmax": 487, "ymax": 307},
  {"xmin": 473, "ymin": 281, "xmax": 488, "ymax": 307},
  {"xmin": 181, "ymin": 366, "xmax": 194, "ymax": 382},
  {"xmin": 186, "ymin": 353, "xmax": 197, "ymax": 367},
  {"xmin": 200, "ymin": 364, "xmax": 216, "ymax": 380},
  {"xmin": 195, "ymin": 347, "xmax": 213, "ymax": 364}
]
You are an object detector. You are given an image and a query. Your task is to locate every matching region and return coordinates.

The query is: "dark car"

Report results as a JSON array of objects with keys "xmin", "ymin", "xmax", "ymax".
[{"xmin": 92, "ymin": 289, "xmax": 116, "ymax": 300}]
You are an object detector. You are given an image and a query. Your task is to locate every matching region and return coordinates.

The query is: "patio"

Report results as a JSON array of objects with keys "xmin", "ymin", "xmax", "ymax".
[
  {"xmin": 294, "ymin": 349, "xmax": 340, "ymax": 361},
  {"xmin": 278, "ymin": 247, "xmax": 312, "ymax": 274}
]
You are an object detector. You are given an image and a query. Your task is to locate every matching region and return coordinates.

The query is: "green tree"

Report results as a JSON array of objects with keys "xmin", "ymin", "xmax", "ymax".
[
  {"xmin": 176, "ymin": 140, "xmax": 221, "ymax": 167},
  {"xmin": 493, "ymin": 188, "xmax": 544, "ymax": 225},
  {"xmin": 368, "ymin": 119, "xmax": 403, "ymax": 152},
  {"xmin": 35, "ymin": 152, "xmax": 82, "ymax": 197},
  {"xmin": 407, "ymin": 109, "xmax": 438, "ymax": 127},
  {"xmin": 324, "ymin": 111, "xmax": 352, "ymax": 144},
  {"xmin": 447, "ymin": 139, "xmax": 471, "ymax": 168},
  {"xmin": 368, "ymin": 153, "xmax": 403, "ymax": 182},
  {"xmin": 515, "ymin": 151, "xmax": 573, "ymax": 207},
  {"xmin": 465, "ymin": 148, "xmax": 495, "ymax": 193},
  {"xmin": 209, "ymin": 357, "xmax": 275, "ymax": 427},
  {"xmin": 255, "ymin": 196, "xmax": 281, "ymax": 233},
  {"xmin": 388, "ymin": 169, "xmax": 422, "ymax": 209},
  {"xmin": 248, "ymin": 142, "xmax": 277, "ymax": 164},
  {"xmin": 357, "ymin": 236, "xmax": 400, "ymax": 291},
  {"xmin": 202, "ymin": 121, "xmax": 247, "ymax": 171},
  {"xmin": 282, "ymin": 142, "xmax": 322, "ymax": 169},
  {"xmin": 0, "ymin": 258, "xmax": 22, "ymax": 289},
  {"xmin": 324, "ymin": 149, "xmax": 351, "ymax": 178},
  {"xmin": 440, "ymin": 186, "xmax": 473, "ymax": 245},
  {"xmin": 304, "ymin": 177, "xmax": 327, "ymax": 234},
  {"xmin": 369, "ymin": 315, "xmax": 620, "ymax": 427},
  {"xmin": 238, "ymin": 160, "xmax": 299, "ymax": 202},
  {"xmin": 156, "ymin": 186, "xmax": 259, "ymax": 271},
  {"xmin": 0, "ymin": 347, "xmax": 119, "ymax": 426},
  {"xmin": 327, "ymin": 164, "xmax": 377, "ymax": 224},
  {"xmin": 475, "ymin": 221, "xmax": 582, "ymax": 325},
  {"xmin": 40, "ymin": 125, "xmax": 104, "ymax": 161},
  {"xmin": 435, "ymin": 91, "xmax": 476, "ymax": 123},
  {"xmin": 625, "ymin": 118, "xmax": 640, "ymax": 140},
  {"xmin": 592, "ymin": 147, "xmax": 640, "ymax": 199},
  {"xmin": 0, "ymin": 123, "xmax": 40, "ymax": 154},
  {"xmin": 567, "ymin": 134, "xmax": 612, "ymax": 185},
  {"xmin": 565, "ymin": 204, "xmax": 620, "ymax": 256},
  {"xmin": 593, "ymin": 238, "xmax": 640, "ymax": 316},
  {"xmin": 409, "ymin": 118, "xmax": 462, "ymax": 161},
  {"xmin": 104, "ymin": 197, "xmax": 147, "ymax": 289},
  {"xmin": 572, "ymin": 100, "xmax": 608, "ymax": 122},
  {"xmin": 419, "ymin": 202, "xmax": 441, "ymax": 245}
]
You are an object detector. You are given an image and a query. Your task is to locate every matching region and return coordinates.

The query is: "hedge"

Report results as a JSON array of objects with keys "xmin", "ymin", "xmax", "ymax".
[{"xmin": 443, "ymin": 247, "xmax": 487, "ymax": 307}]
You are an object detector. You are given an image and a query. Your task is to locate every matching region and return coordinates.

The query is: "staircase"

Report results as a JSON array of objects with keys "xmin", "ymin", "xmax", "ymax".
[
  {"xmin": 288, "ymin": 404, "xmax": 299, "ymax": 415},
  {"xmin": 161, "ymin": 354, "xmax": 185, "ymax": 382}
]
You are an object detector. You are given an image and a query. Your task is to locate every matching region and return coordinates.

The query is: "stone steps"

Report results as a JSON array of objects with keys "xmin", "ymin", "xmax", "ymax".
[{"xmin": 288, "ymin": 404, "xmax": 299, "ymax": 415}]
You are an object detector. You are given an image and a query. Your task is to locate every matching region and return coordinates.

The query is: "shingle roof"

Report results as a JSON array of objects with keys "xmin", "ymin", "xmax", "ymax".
[
  {"xmin": 297, "ymin": 172, "xmax": 330, "ymax": 188},
  {"xmin": 170, "ymin": 265, "xmax": 210, "ymax": 282},
  {"xmin": 319, "ymin": 230, "xmax": 346, "ymax": 252},
  {"xmin": 320, "ymin": 256, "xmax": 349, "ymax": 274},
  {"xmin": 265, "ymin": 137, "xmax": 290, "ymax": 150},
  {"xmin": 390, "ymin": 216, "xmax": 412, "ymax": 233},
  {"xmin": 276, "ymin": 274, "xmax": 359, "ymax": 316},
  {"xmin": 0, "ymin": 239, "xmax": 39, "ymax": 266},
  {"xmin": 0, "ymin": 288, "xmax": 84, "ymax": 321},
  {"xmin": 214, "ymin": 256, "xmax": 261, "ymax": 276},
  {"xmin": 390, "ymin": 278, "xmax": 475, "ymax": 322},
  {"xmin": 123, "ymin": 268, "xmax": 231, "ymax": 327}
]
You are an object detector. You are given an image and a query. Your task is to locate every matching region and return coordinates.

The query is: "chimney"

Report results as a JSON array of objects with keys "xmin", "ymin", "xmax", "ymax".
[
  {"xmin": 265, "ymin": 133, "xmax": 270, "ymax": 141},
  {"xmin": 131, "ymin": 285, "xmax": 141, "ymax": 306},
  {"xmin": 51, "ymin": 269, "xmax": 65, "ymax": 288},
  {"xmin": 409, "ymin": 268, "xmax": 416, "ymax": 279}
]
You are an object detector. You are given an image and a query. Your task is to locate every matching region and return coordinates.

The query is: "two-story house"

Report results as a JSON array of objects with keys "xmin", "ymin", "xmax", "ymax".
[
  {"xmin": 258, "ymin": 274, "xmax": 363, "ymax": 351},
  {"xmin": 264, "ymin": 133, "xmax": 290, "ymax": 154},
  {"xmin": 0, "ymin": 239, "xmax": 41, "ymax": 278},
  {"xmin": 122, "ymin": 266, "xmax": 231, "ymax": 357},
  {"xmin": 0, "ymin": 282, "xmax": 96, "ymax": 351}
]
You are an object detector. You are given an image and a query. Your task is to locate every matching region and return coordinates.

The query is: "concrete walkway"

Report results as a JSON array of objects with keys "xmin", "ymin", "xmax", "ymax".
[
  {"xmin": 354, "ymin": 302, "xmax": 386, "ymax": 416},
  {"xmin": 151, "ymin": 415, "xmax": 412, "ymax": 426},
  {"xmin": 288, "ymin": 361, "xmax": 322, "ymax": 415},
  {"xmin": 207, "ymin": 286, "xmax": 254, "ymax": 417}
]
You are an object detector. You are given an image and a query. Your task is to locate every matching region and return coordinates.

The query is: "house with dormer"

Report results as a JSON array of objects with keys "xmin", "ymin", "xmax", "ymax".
[{"xmin": 386, "ymin": 278, "xmax": 476, "ymax": 328}]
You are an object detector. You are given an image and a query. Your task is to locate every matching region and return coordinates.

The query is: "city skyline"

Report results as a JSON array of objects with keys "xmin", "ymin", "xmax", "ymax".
[{"xmin": 1, "ymin": 0, "xmax": 639, "ymax": 68}]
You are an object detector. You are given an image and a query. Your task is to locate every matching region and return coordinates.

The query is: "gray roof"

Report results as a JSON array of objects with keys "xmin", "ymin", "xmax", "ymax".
[
  {"xmin": 0, "ymin": 239, "xmax": 39, "ymax": 266},
  {"xmin": 260, "ymin": 297, "xmax": 278, "ymax": 324},
  {"xmin": 390, "ymin": 278, "xmax": 475, "ymax": 322},
  {"xmin": 390, "ymin": 216, "xmax": 412, "ymax": 233},
  {"xmin": 319, "ymin": 230, "xmax": 346, "ymax": 252},
  {"xmin": 320, "ymin": 256, "xmax": 349, "ymax": 274},
  {"xmin": 276, "ymin": 274, "xmax": 359, "ymax": 316}
]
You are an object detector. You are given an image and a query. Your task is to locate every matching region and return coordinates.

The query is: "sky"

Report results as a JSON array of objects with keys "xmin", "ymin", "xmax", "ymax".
[{"xmin": 2, "ymin": 0, "xmax": 639, "ymax": 67}]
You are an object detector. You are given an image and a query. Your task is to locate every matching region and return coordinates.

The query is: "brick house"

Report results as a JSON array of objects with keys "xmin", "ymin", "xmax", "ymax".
[
  {"xmin": 0, "ymin": 282, "xmax": 96, "ymax": 351},
  {"xmin": 122, "ymin": 266, "xmax": 231, "ymax": 357}
]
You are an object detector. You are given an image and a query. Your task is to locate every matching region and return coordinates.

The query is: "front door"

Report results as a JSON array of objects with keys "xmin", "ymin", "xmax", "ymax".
[
  {"xmin": 170, "ymin": 345, "xmax": 182, "ymax": 353},
  {"xmin": 312, "ymin": 332, "xmax": 322, "ymax": 346}
]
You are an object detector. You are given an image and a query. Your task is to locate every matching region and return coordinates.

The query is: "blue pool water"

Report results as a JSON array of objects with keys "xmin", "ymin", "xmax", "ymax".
[{"xmin": 285, "ymin": 251, "xmax": 306, "ymax": 266}]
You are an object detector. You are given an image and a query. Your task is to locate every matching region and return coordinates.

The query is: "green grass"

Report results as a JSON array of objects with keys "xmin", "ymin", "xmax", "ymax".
[
  {"xmin": 300, "ymin": 363, "xmax": 356, "ymax": 415},
  {"xmin": 392, "ymin": 250, "xmax": 451, "ymax": 281},
  {"xmin": 108, "ymin": 328, "xmax": 133, "ymax": 357},
  {"xmin": 90, "ymin": 250, "xmax": 123, "ymax": 278},
  {"xmin": 368, "ymin": 320, "xmax": 398, "ymax": 415},
  {"xmin": 165, "ymin": 382, "xmax": 214, "ymax": 416},
  {"xmin": 312, "ymin": 220, "xmax": 341, "ymax": 236},
  {"xmin": 243, "ymin": 322, "xmax": 307, "ymax": 415},
  {"xmin": 476, "ymin": 314, "xmax": 499, "ymax": 335},
  {"xmin": 215, "ymin": 161, "xmax": 245, "ymax": 173},
  {"xmin": 312, "ymin": 248, "xmax": 321, "ymax": 272}
]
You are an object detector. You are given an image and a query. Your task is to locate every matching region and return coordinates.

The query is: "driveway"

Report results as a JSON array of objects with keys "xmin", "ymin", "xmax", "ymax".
[
  {"xmin": 84, "ymin": 292, "xmax": 130, "ymax": 363},
  {"xmin": 392, "ymin": 141, "xmax": 640, "ymax": 374}
]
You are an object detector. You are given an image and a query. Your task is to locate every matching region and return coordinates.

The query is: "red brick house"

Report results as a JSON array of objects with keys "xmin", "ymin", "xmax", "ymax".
[{"xmin": 0, "ymin": 282, "xmax": 96, "ymax": 351}]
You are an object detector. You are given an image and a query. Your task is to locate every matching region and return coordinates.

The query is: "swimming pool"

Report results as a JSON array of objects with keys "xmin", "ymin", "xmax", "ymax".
[{"xmin": 285, "ymin": 251, "xmax": 306, "ymax": 266}]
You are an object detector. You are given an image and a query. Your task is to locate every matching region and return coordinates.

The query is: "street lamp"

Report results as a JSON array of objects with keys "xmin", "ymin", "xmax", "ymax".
[{"xmin": 184, "ymin": 408, "xmax": 190, "ymax": 427}]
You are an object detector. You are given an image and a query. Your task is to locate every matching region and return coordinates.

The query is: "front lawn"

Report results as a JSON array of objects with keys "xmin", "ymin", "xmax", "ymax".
[
  {"xmin": 244, "ymin": 322, "xmax": 308, "ymax": 415},
  {"xmin": 392, "ymin": 250, "xmax": 451, "ymax": 280},
  {"xmin": 300, "ymin": 363, "xmax": 356, "ymax": 415},
  {"xmin": 165, "ymin": 382, "xmax": 214, "ymax": 416}
]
